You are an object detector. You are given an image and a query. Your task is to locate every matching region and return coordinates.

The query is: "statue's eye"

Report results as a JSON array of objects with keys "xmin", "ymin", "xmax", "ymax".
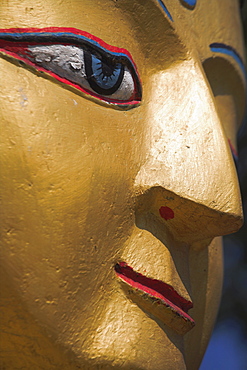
[
  {"xmin": 0, "ymin": 29, "xmax": 142, "ymax": 108},
  {"xmin": 84, "ymin": 52, "xmax": 125, "ymax": 96}
]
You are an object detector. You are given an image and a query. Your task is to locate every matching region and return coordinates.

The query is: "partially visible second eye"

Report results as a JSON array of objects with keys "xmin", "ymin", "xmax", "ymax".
[{"xmin": 0, "ymin": 30, "xmax": 142, "ymax": 107}]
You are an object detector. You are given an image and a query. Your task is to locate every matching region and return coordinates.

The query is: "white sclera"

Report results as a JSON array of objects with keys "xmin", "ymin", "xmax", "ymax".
[{"xmin": 28, "ymin": 44, "xmax": 135, "ymax": 102}]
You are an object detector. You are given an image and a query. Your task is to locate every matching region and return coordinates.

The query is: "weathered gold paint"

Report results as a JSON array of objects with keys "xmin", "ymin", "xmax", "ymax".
[{"xmin": 0, "ymin": 0, "xmax": 245, "ymax": 369}]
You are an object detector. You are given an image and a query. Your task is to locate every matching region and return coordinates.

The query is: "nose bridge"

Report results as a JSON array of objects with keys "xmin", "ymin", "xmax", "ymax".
[{"xmin": 135, "ymin": 58, "xmax": 243, "ymax": 239}]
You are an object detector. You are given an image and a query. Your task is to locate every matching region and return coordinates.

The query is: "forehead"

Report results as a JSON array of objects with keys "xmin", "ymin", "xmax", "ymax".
[{"xmin": 0, "ymin": 0, "xmax": 243, "ymax": 42}]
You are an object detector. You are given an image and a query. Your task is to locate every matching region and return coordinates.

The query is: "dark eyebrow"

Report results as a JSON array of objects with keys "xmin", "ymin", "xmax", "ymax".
[
  {"xmin": 157, "ymin": 0, "xmax": 173, "ymax": 21},
  {"xmin": 210, "ymin": 43, "xmax": 246, "ymax": 77}
]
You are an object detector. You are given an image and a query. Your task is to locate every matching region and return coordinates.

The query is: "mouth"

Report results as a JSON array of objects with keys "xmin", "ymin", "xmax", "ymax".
[{"xmin": 115, "ymin": 262, "xmax": 195, "ymax": 335}]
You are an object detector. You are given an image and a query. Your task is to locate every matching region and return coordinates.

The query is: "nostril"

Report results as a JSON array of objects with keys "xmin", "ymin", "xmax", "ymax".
[
  {"xmin": 135, "ymin": 187, "xmax": 243, "ymax": 245},
  {"xmin": 159, "ymin": 206, "xmax": 174, "ymax": 220}
]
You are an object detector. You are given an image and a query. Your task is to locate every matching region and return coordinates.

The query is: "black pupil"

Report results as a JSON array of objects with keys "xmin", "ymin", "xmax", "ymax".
[{"xmin": 100, "ymin": 60, "xmax": 116, "ymax": 78}]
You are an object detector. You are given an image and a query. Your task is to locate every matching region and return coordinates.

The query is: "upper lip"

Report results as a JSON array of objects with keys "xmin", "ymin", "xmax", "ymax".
[{"xmin": 115, "ymin": 262, "xmax": 195, "ymax": 335}]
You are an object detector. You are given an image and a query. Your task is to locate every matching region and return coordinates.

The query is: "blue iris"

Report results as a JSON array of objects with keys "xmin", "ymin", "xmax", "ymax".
[
  {"xmin": 91, "ymin": 54, "xmax": 122, "ymax": 90},
  {"xmin": 85, "ymin": 50, "xmax": 124, "ymax": 95}
]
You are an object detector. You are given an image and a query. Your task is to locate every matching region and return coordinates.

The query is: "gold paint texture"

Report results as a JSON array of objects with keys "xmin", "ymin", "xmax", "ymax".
[{"xmin": 0, "ymin": 0, "xmax": 245, "ymax": 369}]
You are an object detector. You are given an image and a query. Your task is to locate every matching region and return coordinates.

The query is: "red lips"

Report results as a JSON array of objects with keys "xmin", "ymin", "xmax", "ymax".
[{"xmin": 115, "ymin": 262, "xmax": 195, "ymax": 332}]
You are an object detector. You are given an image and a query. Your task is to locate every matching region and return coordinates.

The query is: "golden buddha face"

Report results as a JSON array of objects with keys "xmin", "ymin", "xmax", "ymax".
[{"xmin": 0, "ymin": 0, "xmax": 245, "ymax": 369}]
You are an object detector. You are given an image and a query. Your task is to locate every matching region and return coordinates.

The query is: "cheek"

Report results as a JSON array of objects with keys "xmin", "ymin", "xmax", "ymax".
[
  {"xmin": 0, "ymin": 58, "xmax": 146, "ymax": 331},
  {"xmin": 0, "ymin": 57, "xmax": 144, "ymax": 221},
  {"xmin": 0, "ymin": 113, "xmax": 136, "ymax": 341},
  {"xmin": 0, "ymin": 54, "xmax": 156, "ymax": 359}
]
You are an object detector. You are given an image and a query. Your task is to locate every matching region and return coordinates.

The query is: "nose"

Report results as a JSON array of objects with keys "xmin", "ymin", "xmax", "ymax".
[{"xmin": 134, "ymin": 58, "xmax": 243, "ymax": 245}]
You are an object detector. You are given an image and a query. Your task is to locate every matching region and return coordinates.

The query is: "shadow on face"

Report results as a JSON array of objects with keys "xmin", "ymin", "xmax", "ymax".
[{"xmin": 0, "ymin": 0, "xmax": 245, "ymax": 369}]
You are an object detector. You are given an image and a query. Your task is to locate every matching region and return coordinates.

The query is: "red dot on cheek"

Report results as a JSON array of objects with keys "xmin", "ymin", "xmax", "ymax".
[{"xmin": 159, "ymin": 206, "xmax": 174, "ymax": 220}]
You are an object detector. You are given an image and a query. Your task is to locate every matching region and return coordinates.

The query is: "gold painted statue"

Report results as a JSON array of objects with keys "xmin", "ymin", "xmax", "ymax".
[{"xmin": 0, "ymin": 1, "xmax": 245, "ymax": 369}]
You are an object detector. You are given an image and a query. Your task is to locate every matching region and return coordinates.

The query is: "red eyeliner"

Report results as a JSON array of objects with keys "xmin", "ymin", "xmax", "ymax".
[{"xmin": 0, "ymin": 27, "xmax": 141, "ymax": 106}]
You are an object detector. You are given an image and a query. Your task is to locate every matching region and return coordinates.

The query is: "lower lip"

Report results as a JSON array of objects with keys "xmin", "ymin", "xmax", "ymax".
[{"xmin": 115, "ymin": 262, "xmax": 195, "ymax": 335}]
